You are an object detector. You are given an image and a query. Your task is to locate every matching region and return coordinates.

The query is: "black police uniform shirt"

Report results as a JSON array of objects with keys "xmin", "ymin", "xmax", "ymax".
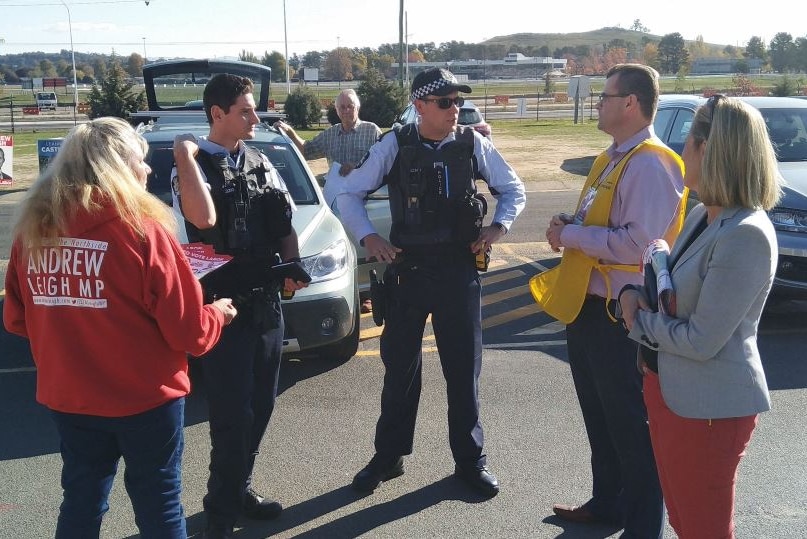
[
  {"xmin": 170, "ymin": 137, "xmax": 296, "ymax": 244},
  {"xmin": 336, "ymin": 125, "xmax": 525, "ymax": 244}
]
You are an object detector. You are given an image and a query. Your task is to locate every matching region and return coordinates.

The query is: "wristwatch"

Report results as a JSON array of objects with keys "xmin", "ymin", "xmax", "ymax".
[{"xmin": 492, "ymin": 222, "xmax": 507, "ymax": 234}]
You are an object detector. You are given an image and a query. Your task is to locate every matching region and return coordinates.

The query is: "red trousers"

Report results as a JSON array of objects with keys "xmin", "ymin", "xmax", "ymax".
[{"xmin": 643, "ymin": 372, "xmax": 758, "ymax": 539}]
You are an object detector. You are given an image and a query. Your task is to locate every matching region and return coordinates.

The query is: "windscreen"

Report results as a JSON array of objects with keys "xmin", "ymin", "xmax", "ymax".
[{"xmin": 149, "ymin": 71, "xmax": 267, "ymax": 110}]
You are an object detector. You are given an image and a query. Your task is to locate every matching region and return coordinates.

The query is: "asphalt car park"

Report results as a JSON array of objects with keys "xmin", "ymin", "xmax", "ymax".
[{"xmin": 653, "ymin": 95, "xmax": 807, "ymax": 299}]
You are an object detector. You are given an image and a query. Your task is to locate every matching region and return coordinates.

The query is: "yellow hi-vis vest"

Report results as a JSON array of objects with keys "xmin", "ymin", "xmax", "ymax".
[{"xmin": 529, "ymin": 140, "xmax": 686, "ymax": 324}]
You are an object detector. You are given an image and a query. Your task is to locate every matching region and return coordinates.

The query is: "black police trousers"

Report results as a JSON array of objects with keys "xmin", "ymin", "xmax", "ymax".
[
  {"xmin": 375, "ymin": 257, "xmax": 486, "ymax": 468},
  {"xmin": 199, "ymin": 299, "xmax": 284, "ymax": 527}
]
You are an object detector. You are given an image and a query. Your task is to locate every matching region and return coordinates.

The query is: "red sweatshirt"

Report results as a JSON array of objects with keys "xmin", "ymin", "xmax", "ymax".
[{"xmin": 3, "ymin": 203, "xmax": 225, "ymax": 417}]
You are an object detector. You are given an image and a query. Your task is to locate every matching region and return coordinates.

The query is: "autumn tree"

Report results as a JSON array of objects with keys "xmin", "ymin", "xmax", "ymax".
[
  {"xmin": 126, "ymin": 53, "xmax": 144, "ymax": 78},
  {"xmin": 350, "ymin": 51, "xmax": 368, "ymax": 80},
  {"xmin": 408, "ymin": 48, "xmax": 425, "ymax": 63},
  {"xmin": 324, "ymin": 48, "xmax": 352, "ymax": 81},
  {"xmin": 643, "ymin": 42, "xmax": 659, "ymax": 70},
  {"xmin": 688, "ymin": 35, "xmax": 709, "ymax": 61}
]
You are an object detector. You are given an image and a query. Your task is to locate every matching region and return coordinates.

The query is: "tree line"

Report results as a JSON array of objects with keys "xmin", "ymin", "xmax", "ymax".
[{"xmin": 2, "ymin": 27, "xmax": 807, "ymax": 86}]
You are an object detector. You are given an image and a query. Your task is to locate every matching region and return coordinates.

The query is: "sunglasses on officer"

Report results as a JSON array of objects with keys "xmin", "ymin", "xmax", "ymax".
[{"xmin": 419, "ymin": 96, "xmax": 465, "ymax": 109}]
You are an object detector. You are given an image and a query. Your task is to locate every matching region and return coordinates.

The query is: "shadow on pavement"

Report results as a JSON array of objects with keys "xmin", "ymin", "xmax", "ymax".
[
  {"xmin": 481, "ymin": 259, "xmax": 568, "ymax": 362},
  {"xmin": 235, "ymin": 477, "xmax": 485, "ymax": 538},
  {"xmin": 561, "ymin": 155, "xmax": 596, "ymax": 176},
  {"xmin": 540, "ymin": 514, "xmax": 621, "ymax": 538}
]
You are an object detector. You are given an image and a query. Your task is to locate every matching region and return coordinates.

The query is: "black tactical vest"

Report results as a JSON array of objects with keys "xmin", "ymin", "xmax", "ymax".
[
  {"xmin": 186, "ymin": 145, "xmax": 292, "ymax": 259},
  {"xmin": 385, "ymin": 124, "xmax": 485, "ymax": 256}
]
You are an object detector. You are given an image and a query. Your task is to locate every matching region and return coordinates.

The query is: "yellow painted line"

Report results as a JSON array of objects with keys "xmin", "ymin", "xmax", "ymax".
[
  {"xmin": 482, "ymin": 285, "xmax": 529, "ymax": 307},
  {"xmin": 360, "ymin": 326, "xmax": 383, "ymax": 341},
  {"xmin": 480, "ymin": 269, "xmax": 524, "ymax": 286},
  {"xmin": 482, "ymin": 302, "xmax": 544, "ymax": 330},
  {"xmin": 359, "ymin": 324, "xmax": 437, "ymax": 342},
  {"xmin": 356, "ymin": 346, "xmax": 438, "ymax": 356}
]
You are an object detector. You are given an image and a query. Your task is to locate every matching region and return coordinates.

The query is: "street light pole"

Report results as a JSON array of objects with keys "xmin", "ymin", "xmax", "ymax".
[
  {"xmin": 59, "ymin": 0, "xmax": 79, "ymax": 124},
  {"xmin": 142, "ymin": 37, "xmax": 147, "ymax": 63},
  {"xmin": 282, "ymin": 0, "xmax": 290, "ymax": 95}
]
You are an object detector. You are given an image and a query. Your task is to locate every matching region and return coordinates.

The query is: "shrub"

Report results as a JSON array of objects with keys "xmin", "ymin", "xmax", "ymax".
[
  {"xmin": 283, "ymin": 86, "xmax": 322, "ymax": 129},
  {"xmin": 86, "ymin": 62, "xmax": 145, "ymax": 119},
  {"xmin": 356, "ymin": 68, "xmax": 407, "ymax": 128},
  {"xmin": 326, "ymin": 102, "xmax": 340, "ymax": 125}
]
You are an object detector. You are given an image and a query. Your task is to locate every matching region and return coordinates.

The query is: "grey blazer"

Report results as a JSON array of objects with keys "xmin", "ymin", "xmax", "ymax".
[{"xmin": 629, "ymin": 204, "xmax": 775, "ymax": 419}]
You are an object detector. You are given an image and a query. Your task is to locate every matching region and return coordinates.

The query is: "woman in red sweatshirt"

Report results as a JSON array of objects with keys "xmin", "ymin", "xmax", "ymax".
[{"xmin": 3, "ymin": 117, "xmax": 237, "ymax": 539}]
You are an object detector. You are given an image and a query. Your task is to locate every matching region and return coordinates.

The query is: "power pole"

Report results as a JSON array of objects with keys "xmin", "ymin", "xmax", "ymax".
[{"xmin": 398, "ymin": 0, "xmax": 404, "ymax": 89}]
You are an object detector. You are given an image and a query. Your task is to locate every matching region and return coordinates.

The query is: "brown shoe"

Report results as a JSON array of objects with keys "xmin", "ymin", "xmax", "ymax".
[
  {"xmin": 361, "ymin": 298, "xmax": 373, "ymax": 314},
  {"xmin": 552, "ymin": 503, "xmax": 598, "ymax": 524}
]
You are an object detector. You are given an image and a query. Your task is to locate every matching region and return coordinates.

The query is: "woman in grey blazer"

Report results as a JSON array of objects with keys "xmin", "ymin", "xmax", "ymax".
[{"xmin": 619, "ymin": 96, "xmax": 782, "ymax": 539}]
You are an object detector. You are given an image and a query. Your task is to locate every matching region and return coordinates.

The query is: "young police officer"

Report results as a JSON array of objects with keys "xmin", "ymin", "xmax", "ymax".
[
  {"xmin": 171, "ymin": 73, "xmax": 308, "ymax": 539},
  {"xmin": 336, "ymin": 67, "xmax": 526, "ymax": 497}
]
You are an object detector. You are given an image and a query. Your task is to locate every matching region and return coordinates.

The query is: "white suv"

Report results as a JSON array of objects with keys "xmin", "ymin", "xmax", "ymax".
[{"xmin": 132, "ymin": 59, "xmax": 361, "ymax": 361}]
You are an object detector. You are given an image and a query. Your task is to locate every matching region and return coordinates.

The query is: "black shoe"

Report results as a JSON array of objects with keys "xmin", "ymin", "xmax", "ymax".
[
  {"xmin": 454, "ymin": 464, "xmax": 500, "ymax": 497},
  {"xmin": 351, "ymin": 454, "xmax": 404, "ymax": 492},
  {"xmin": 242, "ymin": 488, "xmax": 283, "ymax": 520},
  {"xmin": 201, "ymin": 523, "xmax": 234, "ymax": 539}
]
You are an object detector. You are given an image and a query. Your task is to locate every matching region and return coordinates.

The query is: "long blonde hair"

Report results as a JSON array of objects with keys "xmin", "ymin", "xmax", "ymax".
[{"xmin": 13, "ymin": 117, "xmax": 176, "ymax": 252}]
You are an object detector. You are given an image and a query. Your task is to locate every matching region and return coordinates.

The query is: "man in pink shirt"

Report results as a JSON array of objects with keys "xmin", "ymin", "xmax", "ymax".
[{"xmin": 544, "ymin": 64, "xmax": 684, "ymax": 538}]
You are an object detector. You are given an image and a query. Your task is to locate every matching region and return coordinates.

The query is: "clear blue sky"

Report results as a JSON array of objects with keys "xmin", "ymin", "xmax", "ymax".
[{"xmin": 0, "ymin": 0, "xmax": 801, "ymax": 60}]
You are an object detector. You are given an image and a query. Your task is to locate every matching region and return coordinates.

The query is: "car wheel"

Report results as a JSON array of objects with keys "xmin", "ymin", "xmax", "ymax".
[{"xmin": 312, "ymin": 288, "xmax": 360, "ymax": 362}]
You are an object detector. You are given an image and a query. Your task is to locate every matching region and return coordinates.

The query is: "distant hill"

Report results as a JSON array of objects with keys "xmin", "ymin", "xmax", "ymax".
[{"xmin": 483, "ymin": 27, "xmax": 731, "ymax": 53}]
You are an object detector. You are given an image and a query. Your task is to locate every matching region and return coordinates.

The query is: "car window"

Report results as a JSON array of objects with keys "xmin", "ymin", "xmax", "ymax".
[
  {"xmin": 761, "ymin": 109, "xmax": 807, "ymax": 162},
  {"xmin": 653, "ymin": 108, "xmax": 676, "ymax": 141},
  {"xmin": 459, "ymin": 109, "xmax": 482, "ymax": 125},
  {"xmin": 252, "ymin": 143, "xmax": 318, "ymax": 204},
  {"xmin": 397, "ymin": 104, "xmax": 417, "ymax": 125},
  {"xmin": 667, "ymin": 109, "xmax": 695, "ymax": 156},
  {"xmin": 150, "ymin": 71, "xmax": 265, "ymax": 109}
]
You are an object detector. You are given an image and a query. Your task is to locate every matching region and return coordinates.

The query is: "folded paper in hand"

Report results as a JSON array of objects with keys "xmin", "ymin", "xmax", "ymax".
[
  {"xmin": 641, "ymin": 239, "xmax": 676, "ymax": 316},
  {"xmin": 182, "ymin": 242, "xmax": 233, "ymax": 280}
]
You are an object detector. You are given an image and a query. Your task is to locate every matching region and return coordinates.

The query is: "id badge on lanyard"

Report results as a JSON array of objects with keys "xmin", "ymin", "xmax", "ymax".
[{"xmin": 573, "ymin": 186, "xmax": 596, "ymax": 225}]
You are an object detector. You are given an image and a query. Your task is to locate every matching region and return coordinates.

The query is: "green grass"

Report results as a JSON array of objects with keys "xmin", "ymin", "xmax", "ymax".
[{"xmin": 489, "ymin": 119, "xmax": 602, "ymax": 138}]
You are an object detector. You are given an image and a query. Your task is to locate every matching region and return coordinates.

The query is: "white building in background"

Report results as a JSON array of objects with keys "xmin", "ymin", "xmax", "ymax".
[{"xmin": 392, "ymin": 54, "xmax": 568, "ymax": 80}]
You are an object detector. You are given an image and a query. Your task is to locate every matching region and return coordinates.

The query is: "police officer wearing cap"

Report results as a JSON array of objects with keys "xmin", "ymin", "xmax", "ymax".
[
  {"xmin": 171, "ymin": 73, "xmax": 308, "ymax": 538},
  {"xmin": 337, "ymin": 67, "xmax": 526, "ymax": 497}
]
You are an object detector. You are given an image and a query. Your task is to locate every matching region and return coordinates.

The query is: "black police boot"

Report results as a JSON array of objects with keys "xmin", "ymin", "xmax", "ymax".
[
  {"xmin": 351, "ymin": 454, "xmax": 404, "ymax": 492},
  {"xmin": 242, "ymin": 488, "xmax": 283, "ymax": 520},
  {"xmin": 454, "ymin": 464, "xmax": 500, "ymax": 497}
]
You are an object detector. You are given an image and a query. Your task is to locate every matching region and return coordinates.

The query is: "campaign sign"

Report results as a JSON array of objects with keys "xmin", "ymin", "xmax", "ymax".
[
  {"xmin": 38, "ymin": 138, "xmax": 64, "ymax": 174},
  {"xmin": 0, "ymin": 135, "xmax": 13, "ymax": 186}
]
